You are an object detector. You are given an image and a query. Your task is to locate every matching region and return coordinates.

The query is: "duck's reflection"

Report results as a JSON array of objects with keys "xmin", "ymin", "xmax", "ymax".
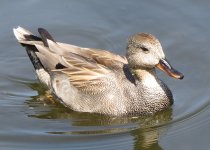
[
  {"xmin": 131, "ymin": 110, "xmax": 172, "ymax": 150},
  {"xmin": 25, "ymin": 82, "xmax": 172, "ymax": 150}
]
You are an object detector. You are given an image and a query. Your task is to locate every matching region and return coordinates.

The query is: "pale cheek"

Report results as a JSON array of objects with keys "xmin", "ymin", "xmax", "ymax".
[{"xmin": 142, "ymin": 56, "xmax": 158, "ymax": 67}]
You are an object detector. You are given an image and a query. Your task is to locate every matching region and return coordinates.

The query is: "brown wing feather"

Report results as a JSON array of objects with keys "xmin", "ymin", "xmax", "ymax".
[
  {"xmin": 57, "ymin": 42, "xmax": 128, "ymax": 68},
  {"xmin": 53, "ymin": 53, "xmax": 111, "ymax": 90},
  {"xmin": 14, "ymin": 27, "xmax": 122, "ymax": 91}
]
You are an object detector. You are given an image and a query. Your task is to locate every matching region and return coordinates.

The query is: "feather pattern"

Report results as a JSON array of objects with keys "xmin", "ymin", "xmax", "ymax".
[
  {"xmin": 13, "ymin": 26, "xmax": 123, "ymax": 90},
  {"xmin": 13, "ymin": 26, "xmax": 180, "ymax": 116}
]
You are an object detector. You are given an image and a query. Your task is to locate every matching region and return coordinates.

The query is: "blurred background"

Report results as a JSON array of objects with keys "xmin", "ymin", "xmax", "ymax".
[{"xmin": 0, "ymin": 0, "xmax": 210, "ymax": 149}]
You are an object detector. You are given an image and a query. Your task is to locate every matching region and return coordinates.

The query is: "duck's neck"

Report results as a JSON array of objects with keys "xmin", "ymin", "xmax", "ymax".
[
  {"xmin": 133, "ymin": 68, "xmax": 159, "ymax": 87},
  {"xmin": 128, "ymin": 68, "xmax": 173, "ymax": 114},
  {"xmin": 133, "ymin": 67, "xmax": 173, "ymax": 104}
]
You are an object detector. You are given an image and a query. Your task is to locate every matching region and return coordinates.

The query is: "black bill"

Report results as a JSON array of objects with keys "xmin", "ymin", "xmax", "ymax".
[{"xmin": 156, "ymin": 59, "xmax": 184, "ymax": 80}]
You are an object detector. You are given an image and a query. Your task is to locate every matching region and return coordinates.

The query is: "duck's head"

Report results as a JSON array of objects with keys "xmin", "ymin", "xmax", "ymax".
[{"xmin": 126, "ymin": 33, "xmax": 184, "ymax": 79}]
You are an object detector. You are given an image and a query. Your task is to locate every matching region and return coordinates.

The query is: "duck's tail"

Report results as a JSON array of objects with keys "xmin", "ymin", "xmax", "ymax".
[
  {"xmin": 13, "ymin": 27, "xmax": 51, "ymax": 86},
  {"xmin": 13, "ymin": 27, "xmax": 44, "ymax": 69}
]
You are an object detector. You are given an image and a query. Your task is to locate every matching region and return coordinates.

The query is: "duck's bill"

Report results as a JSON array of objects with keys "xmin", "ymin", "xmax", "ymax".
[{"xmin": 156, "ymin": 59, "xmax": 184, "ymax": 79}]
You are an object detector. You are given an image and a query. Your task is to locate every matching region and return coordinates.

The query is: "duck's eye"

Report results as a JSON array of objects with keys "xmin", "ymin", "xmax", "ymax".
[{"xmin": 141, "ymin": 47, "xmax": 149, "ymax": 52}]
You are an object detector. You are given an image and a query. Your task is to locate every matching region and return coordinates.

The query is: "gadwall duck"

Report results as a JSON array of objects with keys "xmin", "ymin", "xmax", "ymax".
[{"xmin": 13, "ymin": 27, "xmax": 184, "ymax": 116}]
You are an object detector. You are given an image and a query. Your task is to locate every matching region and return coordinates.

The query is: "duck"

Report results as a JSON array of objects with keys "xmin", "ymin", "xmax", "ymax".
[{"xmin": 13, "ymin": 27, "xmax": 184, "ymax": 116}]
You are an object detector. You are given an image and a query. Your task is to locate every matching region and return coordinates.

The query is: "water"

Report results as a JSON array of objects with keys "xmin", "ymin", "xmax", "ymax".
[{"xmin": 1, "ymin": 0, "xmax": 210, "ymax": 149}]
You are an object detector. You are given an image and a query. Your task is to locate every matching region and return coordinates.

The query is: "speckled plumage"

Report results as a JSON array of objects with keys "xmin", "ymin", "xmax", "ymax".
[{"xmin": 13, "ymin": 27, "xmax": 183, "ymax": 116}]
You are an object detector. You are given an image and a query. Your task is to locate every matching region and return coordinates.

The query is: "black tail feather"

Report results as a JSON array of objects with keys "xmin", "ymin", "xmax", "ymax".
[
  {"xmin": 19, "ymin": 33, "xmax": 43, "ymax": 70},
  {"xmin": 25, "ymin": 45, "xmax": 44, "ymax": 70},
  {"xmin": 17, "ymin": 27, "xmax": 55, "ymax": 71},
  {"xmin": 24, "ymin": 34, "xmax": 42, "ymax": 41},
  {"xmin": 38, "ymin": 28, "xmax": 56, "ymax": 47}
]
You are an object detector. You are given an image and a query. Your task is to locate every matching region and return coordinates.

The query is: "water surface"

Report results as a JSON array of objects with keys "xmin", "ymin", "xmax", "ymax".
[{"xmin": 1, "ymin": 0, "xmax": 210, "ymax": 149}]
